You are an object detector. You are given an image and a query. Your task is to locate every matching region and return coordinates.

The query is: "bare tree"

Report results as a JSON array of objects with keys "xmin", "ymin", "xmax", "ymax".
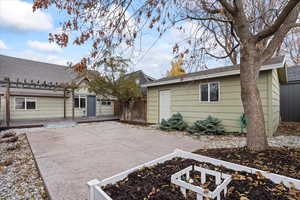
[
  {"xmin": 280, "ymin": 29, "xmax": 300, "ymax": 64},
  {"xmin": 33, "ymin": 0, "xmax": 300, "ymax": 151}
]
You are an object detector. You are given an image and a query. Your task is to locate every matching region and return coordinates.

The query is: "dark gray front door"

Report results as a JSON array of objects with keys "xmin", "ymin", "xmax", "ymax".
[{"xmin": 87, "ymin": 95, "xmax": 96, "ymax": 117}]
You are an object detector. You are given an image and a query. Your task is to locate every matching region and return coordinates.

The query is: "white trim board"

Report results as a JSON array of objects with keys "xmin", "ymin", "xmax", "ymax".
[
  {"xmin": 87, "ymin": 148, "xmax": 300, "ymax": 200},
  {"xmin": 142, "ymin": 57, "xmax": 286, "ymax": 88}
]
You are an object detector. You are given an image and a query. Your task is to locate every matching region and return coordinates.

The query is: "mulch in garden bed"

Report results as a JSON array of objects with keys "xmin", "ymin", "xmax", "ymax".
[
  {"xmin": 194, "ymin": 147, "xmax": 300, "ymax": 180},
  {"xmin": 103, "ymin": 157, "xmax": 300, "ymax": 200},
  {"xmin": 275, "ymin": 122, "xmax": 300, "ymax": 136}
]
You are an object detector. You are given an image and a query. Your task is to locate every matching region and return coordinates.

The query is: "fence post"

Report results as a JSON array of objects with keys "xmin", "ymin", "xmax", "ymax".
[{"xmin": 87, "ymin": 179, "xmax": 101, "ymax": 200}]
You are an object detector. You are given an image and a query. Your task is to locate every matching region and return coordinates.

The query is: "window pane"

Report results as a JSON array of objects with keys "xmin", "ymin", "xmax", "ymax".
[
  {"xmin": 101, "ymin": 101, "xmax": 107, "ymax": 105},
  {"xmin": 74, "ymin": 97, "xmax": 79, "ymax": 108},
  {"xmin": 210, "ymin": 83, "xmax": 219, "ymax": 102},
  {"xmin": 15, "ymin": 98, "xmax": 25, "ymax": 109},
  {"xmin": 107, "ymin": 101, "xmax": 111, "ymax": 106},
  {"xmin": 201, "ymin": 84, "xmax": 208, "ymax": 101},
  {"xmin": 26, "ymin": 101, "xmax": 36, "ymax": 110},
  {"xmin": 80, "ymin": 97, "xmax": 86, "ymax": 108}
]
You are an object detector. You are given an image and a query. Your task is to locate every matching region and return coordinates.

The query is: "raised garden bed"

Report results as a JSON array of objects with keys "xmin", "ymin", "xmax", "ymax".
[
  {"xmin": 88, "ymin": 149, "xmax": 300, "ymax": 200},
  {"xmin": 194, "ymin": 147, "xmax": 300, "ymax": 180}
]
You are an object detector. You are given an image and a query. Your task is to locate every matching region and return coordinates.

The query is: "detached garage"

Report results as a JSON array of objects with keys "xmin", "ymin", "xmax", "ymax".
[{"xmin": 143, "ymin": 56, "xmax": 287, "ymax": 137}]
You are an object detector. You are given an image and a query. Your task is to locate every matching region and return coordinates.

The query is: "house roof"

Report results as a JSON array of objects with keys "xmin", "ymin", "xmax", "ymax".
[
  {"xmin": 142, "ymin": 56, "xmax": 286, "ymax": 87},
  {"xmin": 287, "ymin": 65, "xmax": 300, "ymax": 83},
  {"xmin": 124, "ymin": 70, "xmax": 156, "ymax": 83},
  {"xmin": 0, "ymin": 54, "xmax": 77, "ymax": 84}
]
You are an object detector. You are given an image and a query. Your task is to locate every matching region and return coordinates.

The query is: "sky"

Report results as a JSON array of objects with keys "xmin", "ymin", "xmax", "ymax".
[{"xmin": 0, "ymin": 0, "xmax": 227, "ymax": 78}]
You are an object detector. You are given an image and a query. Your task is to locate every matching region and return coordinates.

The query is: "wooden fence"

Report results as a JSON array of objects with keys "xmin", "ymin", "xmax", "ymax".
[
  {"xmin": 280, "ymin": 82, "xmax": 300, "ymax": 122},
  {"xmin": 114, "ymin": 100, "xmax": 147, "ymax": 123}
]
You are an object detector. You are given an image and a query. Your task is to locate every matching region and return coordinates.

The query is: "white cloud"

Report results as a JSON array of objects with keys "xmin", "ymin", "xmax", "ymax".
[
  {"xmin": 0, "ymin": 40, "xmax": 9, "ymax": 50},
  {"xmin": 17, "ymin": 50, "xmax": 71, "ymax": 66},
  {"xmin": 27, "ymin": 40, "xmax": 62, "ymax": 53},
  {"xmin": 0, "ymin": 0, "xmax": 53, "ymax": 32},
  {"xmin": 129, "ymin": 41, "xmax": 174, "ymax": 78}
]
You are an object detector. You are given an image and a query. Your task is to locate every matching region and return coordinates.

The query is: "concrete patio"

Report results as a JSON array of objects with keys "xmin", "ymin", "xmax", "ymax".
[
  {"xmin": 26, "ymin": 121, "xmax": 211, "ymax": 200},
  {"xmin": 0, "ymin": 115, "xmax": 119, "ymax": 129}
]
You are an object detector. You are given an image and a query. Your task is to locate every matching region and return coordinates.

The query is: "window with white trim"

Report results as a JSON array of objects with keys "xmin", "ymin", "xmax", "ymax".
[
  {"xmin": 15, "ymin": 97, "xmax": 36, "ymax": 110},
  {"xmin": 74, "ymin": 95, "xmax": 86, "ymax": 108},
  {"xmin": 200, "ymin": 82, "xmax": 219, "ymax": 102}
]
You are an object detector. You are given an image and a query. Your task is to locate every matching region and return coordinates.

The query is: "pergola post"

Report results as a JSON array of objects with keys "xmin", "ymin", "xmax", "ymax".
[
  {"xmin": 72, "ymin": 88, "xmax": 75, "ymax": 120},
  {"xmin": 5, "ymin": 78, "xmax": 11, "ymax": 127},
  {"xmin": 63, "ymin": 88, "xmax": 66, "ymax": 119}
]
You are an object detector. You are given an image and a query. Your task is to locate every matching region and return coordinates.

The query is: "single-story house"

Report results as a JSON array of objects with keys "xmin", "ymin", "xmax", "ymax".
[
  {"xmin": 0, "ymin": 54, "xmax": 115, "ymax": 125},
  {"xmin": 280, "ymin": 65, "xmax": 300, "ymax": 122},
  {"xmin": 142, "ymin": 56, "xmax": 287, "ymax": 137}
]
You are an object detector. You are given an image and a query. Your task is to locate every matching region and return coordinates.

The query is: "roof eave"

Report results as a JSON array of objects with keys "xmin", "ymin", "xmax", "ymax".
[{"xmin": 141, "ymin": 57, "xmax": 286, "ymax": 88}]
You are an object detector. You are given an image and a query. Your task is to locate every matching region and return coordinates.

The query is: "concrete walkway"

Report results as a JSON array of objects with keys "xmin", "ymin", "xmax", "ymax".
[{"xmin": 26, "ymin": 122, "xmax": 215, "ymax": 200}]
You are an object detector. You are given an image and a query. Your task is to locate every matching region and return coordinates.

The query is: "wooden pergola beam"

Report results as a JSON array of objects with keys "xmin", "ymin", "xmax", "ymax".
[
  {"xmin": 5, "ymin": 78, "xmax": 10, "ymax": 127},
  {"xmin": 63, "ymin": 88, "xmax": 66, "ymax": 119},
  {"xmin": 72, "ymin": 88, "xmax": 75, "ymax": 120}
]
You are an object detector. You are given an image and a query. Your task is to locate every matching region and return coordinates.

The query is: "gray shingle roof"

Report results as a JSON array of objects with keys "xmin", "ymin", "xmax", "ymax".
[
  {"xmin": 143, "ymin": 56, "xmax": 285, "ymax": 87},
  {"xmin": 0, "ymin": 54, "xmax": 77, "ymax": 84},
  {"xmin": 124, "ymin": 70, "xmax": 156, "ymax": 84},
  {"xmin": 287, "ymin": 65, "xmax": 300, "ymax": 82}
]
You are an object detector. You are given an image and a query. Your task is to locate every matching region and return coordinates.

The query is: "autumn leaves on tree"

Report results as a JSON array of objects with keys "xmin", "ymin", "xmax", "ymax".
[{"xmin": 167, "ymin": 56, "xmax": 186, "ymax": 77}]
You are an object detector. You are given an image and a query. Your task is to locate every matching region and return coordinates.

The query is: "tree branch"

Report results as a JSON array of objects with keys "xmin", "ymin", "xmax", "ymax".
[
  {"xmin": 186, "ymin": 15, "xmax": 232, "ymax": 23},
  {"xmin": 289, "ymin": 23, "xmax": 300, "ymax": 29},
  {"xmin": 203, "ymin": 43, "xmax": 240, "ymax": 59},
  {"xmin": 261, "ymin": 3, "xmax": 300, "ymax": 62},
  {"xmin": 254, "ymin": 0, "xmax": 300, "ymax": 42},
  {"xmin": 199, "ymin": 0, "xmax": 223, "ymax": 14},
  {"xmin": 219, "ymin": 0, "xmax": 237, "ymax": 16}
]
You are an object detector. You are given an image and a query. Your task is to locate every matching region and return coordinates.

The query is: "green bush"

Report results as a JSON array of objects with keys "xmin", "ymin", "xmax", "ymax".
[
  {"xmin": 187, "ymin": 115, "xmax": 225, "ymax": 135},
  {"xmin": 159, "ymin": 113, "xmax": 188, "ymax": 131}
]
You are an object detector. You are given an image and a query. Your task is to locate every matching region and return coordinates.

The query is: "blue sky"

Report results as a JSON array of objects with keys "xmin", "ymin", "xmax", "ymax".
[{"xmin": 0, "ymin": 0, "xmax": 227, "ymax": 78}]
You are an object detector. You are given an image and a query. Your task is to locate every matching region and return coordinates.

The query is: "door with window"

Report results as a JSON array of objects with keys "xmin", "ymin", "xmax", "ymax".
[
  {"xmin": 159, "ymin": 90, "xmax": 171, "ymax": 123},
  {"xmin": 87, "ymin": 95, "xmax": 96, "ymax": 117}
]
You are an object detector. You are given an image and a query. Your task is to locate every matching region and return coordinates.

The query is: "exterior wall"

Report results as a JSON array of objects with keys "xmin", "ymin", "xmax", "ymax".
[
  {"xmin": 0, "ymin": 80, "xmax": 114, "ymax": 121},
  {"xmin": 9, "ymin": 96, "xmax": 65, "ymax": 119},
  {"xmin": 66, "ymin": 81, "xmax": 93, "ymax": 118},
  {"xmin": 96, "ymin": 100, "xmax": 114, "ymax": 116},
  {"xmin": 269, "ymin": 69, "xmax": 280, "ymax": 133},
  {"xmin": 66, "ymin": 81, "xmax": 114, "ymax": 118},
  {"xmin": 147, "ymin": 71, "xmax": 275, "ymax": 136}
]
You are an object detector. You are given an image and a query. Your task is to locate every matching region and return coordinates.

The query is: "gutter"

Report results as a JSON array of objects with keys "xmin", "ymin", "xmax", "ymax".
[{"xmin": 142, "ymin": 57, "xmax": 286, "ymax": 88}]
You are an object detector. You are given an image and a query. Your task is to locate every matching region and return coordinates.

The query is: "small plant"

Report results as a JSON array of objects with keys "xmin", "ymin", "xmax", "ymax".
[
  {"xmin": 187, "ymin": 115, "xmax": 225, "ymax": 135},
  {"xmin": 238, "ymin": 113, "xmax": 247, "ymax": 133},
  {"xmin": 159, "ymin": 113, "xmax": 188, "ymax": 131}
]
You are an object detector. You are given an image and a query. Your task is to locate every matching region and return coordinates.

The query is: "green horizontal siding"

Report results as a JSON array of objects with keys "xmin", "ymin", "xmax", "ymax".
[{"xmin": 147, "ymin": 71, "xmax": 271, "ymax": 134}]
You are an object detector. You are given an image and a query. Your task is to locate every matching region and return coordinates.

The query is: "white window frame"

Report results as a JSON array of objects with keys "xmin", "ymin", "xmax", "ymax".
[
  {"xmin": 74, "ymin": 95, "xmax": 86, "ymax": 109},
  {"xmin": 15, "ymin": 97, "xmax": 37, "ymax": 110},
  {"xmin": 199, "ymin": 82, "xmax": 220, "ymax": 102}
]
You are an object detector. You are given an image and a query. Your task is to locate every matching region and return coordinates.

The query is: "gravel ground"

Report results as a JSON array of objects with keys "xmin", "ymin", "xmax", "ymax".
[
  {"xmin": 125, "ymin": 123, "xmax": 300, "ymax": 148},
  {"xmin": 0, "ymin": 132, "xmax": 48, "ymax": 200}
]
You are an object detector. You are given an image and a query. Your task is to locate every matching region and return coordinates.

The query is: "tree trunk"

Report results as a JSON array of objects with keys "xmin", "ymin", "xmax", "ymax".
[{"xmin": 240, "ymin": 45, "xmax": 268, "ymax": 151}]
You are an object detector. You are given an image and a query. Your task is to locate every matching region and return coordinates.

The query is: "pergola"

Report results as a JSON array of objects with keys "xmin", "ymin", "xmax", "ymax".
[{"xmin": 0, "ymin": 77, "xmax": 78, "ymax": 127}]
